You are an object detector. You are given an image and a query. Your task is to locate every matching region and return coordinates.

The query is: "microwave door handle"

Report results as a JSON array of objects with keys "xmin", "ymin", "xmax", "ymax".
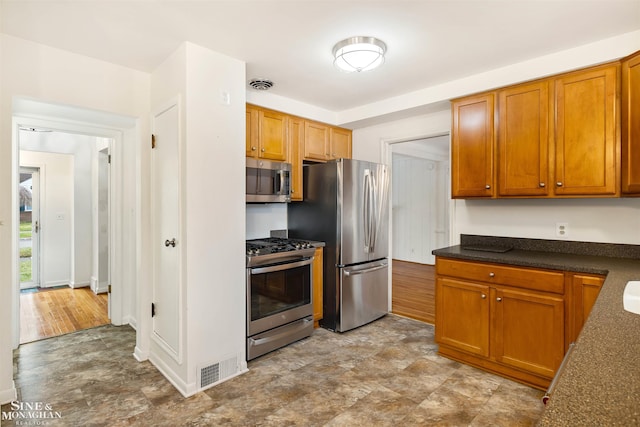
[{"xmin": 278, "ymin": 170, "xmax": 286, "ymax": 195}]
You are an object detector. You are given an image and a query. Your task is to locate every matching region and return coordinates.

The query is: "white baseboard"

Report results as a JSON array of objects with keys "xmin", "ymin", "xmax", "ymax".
[
  {"xmin": 133, "ymin": 345, "xmax": 149, "ymax": 362},
  {"xmin": 94, "ymin": 281, "xmax": 109, "ymax": 294},
  {"xmin": 124, "ymin": 315, "xmax": 137, "ymax": 330},
  {"xmin": 90, "ymin": 276, "xmax": 98, "ymax": 292},
  {"xmin": 148, "ymin": 352, "xmax": 191, "ymax": 397},
  {"xmin": 0, "ymin": 381, "xmax": 17, "ymax": 405},
  {"xmin": 69, "ymin": 281, "xmax": 90, "ymax": 289},
  {"xmin": 42, "ymin": 280, "xmax": 68, "ymax": 288}
]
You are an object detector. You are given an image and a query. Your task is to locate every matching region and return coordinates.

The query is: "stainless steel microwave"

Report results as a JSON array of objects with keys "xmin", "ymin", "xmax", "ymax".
[{"xmin": 246, "ymin": 158, "xmax": 291, "ymax": 203}]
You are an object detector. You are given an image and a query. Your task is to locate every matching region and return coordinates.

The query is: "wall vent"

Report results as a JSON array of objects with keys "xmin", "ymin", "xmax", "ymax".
[{"xmin": 198, "ymin": 355, "xmax": 238, "ymax": 390}]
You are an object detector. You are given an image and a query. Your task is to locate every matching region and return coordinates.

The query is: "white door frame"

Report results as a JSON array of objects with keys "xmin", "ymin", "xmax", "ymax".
[
  {"xmin": 11, "ymin": 115, "xmax": 126, "ymax": 349},
  {"xmin": 18, "ymin": 167, "xmax": 41, "ymax": 290},
  {"xmin": 380, "ymin": 132, "xmax": 456, "ymax": 311}
]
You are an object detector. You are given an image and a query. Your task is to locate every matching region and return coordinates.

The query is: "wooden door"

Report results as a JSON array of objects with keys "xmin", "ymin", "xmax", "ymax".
[
  {"xmin": 329, "ymin": 127, "xmax": 352, "ymax": 160},
  {"xmin": 570, "ymin": 274, "xmax": 605, "ymax": 343},
  {"xmin": 304, "ymin": 121, "xmax": 330, "ymax": 161},
  {"xmin": 246, "ymin": 107, "xmax": 258, "ymax": 158},
  {"xmin": 498, "ymin": 81, "xmax": 551, "ymax": 196},
  {"xmin": 151, "ymin": 101, "xmax": 182, "ymax": 361},
  {"xmin": 554, "ymin": 64, "xmax": 618, "ymax": 196},
  {"xmin": 258, "ymin": 110, "xmax": 287, "ymax": 161},
  {"xmin": 288, "ymin": 117, "xmax": 304, "ymax": 201},
  {"xmin": 451, "ymin": 93, "xmax": 495, "ymax": 198},
  {"xmin": 622, "ymin": 50, "xmax": 640, "ymax": 194},
  {"xmin": 492, "ymin": 287, "xmax": 564, "ymax": 379},
  {"xmin": 435, "ymin": 277, "xmax": 490, "ymax": 357}
]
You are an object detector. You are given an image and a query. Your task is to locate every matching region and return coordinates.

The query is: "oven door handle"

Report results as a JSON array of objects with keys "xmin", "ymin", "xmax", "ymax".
[
  {"xmin": 250, "ymin": 257, "xmax": 314, "ymax": 274},
  {"xmin": 249, "ymin": 318, "xmax": 313, "ymax": 346}
]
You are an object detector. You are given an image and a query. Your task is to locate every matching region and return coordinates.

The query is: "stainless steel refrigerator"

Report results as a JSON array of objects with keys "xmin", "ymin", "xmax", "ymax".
[{"xmin": 288, "ymin": 159, "xmax": 390, "ymax": 332}]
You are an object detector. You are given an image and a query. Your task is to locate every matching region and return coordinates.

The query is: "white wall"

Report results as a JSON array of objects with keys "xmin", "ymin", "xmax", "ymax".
[
  {"xmin": 392, "ymin": 153, "xmax": 449, "ymax": 264},
  {"xmin": 0, "ymin": 34, "xmax": 150, "ymax": 404},
  {"xmin": 20, "ymin": 150, "xmax": 74, "ymax": 287},
  {"xmin": 246, "ymin": 204, "xmax": 288, "ymax": 239},
  {"xmin": 20, "ymin": 130, "xmax": 96, "ymax": 288},
  {"xmin": 149, "ymin": 42, "xmax": 247, "ymax": 397}
]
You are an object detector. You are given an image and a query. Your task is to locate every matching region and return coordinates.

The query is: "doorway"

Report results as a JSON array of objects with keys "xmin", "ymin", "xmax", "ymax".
[
  {"xmin": 387, "ymin": 134, "xmax": 450, "ymax": 324},
  {"xmin": 19, "ymin": 168, "xmax": 40, "ymax": 291},
  {"xmin": 17, "ymin": 127, "xmax": 112, "ymax": 343}
]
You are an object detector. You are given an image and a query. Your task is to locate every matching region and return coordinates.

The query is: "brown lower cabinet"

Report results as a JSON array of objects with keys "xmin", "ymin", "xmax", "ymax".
[
  {"xmin": 313, "ymin": 247, "xmax": 323, "ymax": 328},
  {"xmin": 435, "ymin": 257, "xmax": 603, "ymax": 390}
]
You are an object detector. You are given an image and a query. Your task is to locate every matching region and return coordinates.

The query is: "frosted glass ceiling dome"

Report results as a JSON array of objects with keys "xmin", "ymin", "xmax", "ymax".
[{"xmin": 332, "ymin": 36, "xmax": 387, "ymax": 73}]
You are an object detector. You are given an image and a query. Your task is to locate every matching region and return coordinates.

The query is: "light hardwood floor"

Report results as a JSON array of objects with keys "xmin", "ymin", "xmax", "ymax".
[
  {"xmin": 391, "ymin": 259, "xmax": 435, "ymax": 324},
  {"xmin": 19, "ymin": 286, "xmax": 109, "ymax": 344}
]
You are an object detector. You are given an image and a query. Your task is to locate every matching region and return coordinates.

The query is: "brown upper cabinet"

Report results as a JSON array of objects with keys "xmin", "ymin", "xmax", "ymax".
[
  {"xmin": 554, "ymin": 64, "xmax": 618, "ymax": 196},
  {"xmin": 246, "ymin": 104, "xmax": 352, "ymax": 201},
  {"xmin": 329, "ymin": 127, "xmax": 353, "ymax": 160},
  {"xmin": 452, "ymin": 60, "xmax": 625, "ymax": 199},
  {"xmin": 303, "ymin": 121, "xmax": 330, "ymax": 161},
  {"xmin": 303, "ymin": 121, "xmax": 352, "ymax": 162},
  {"xmin": 451, "ymin": 93, "xmax": 495, "ymax": 198},
  {"xmin": 498, "ymin": 81, "xmax": 551, "ymax": 196},
  {"xmin": 622, "ymin": 50, "xmax": 640, "ymax": 195},
  {"xmin": 288, "ymin": 117, "xmax": 304, "ymax": 201},
  {"xmin": 246, "ymin": 104, "xmax": 288, "ymax": 161}
]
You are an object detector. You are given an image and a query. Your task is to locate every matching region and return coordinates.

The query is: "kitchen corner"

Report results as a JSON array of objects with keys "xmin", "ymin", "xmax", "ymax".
[{"xmin": 433, "ymin": 235, "xmax": 640, "ymax": 425}]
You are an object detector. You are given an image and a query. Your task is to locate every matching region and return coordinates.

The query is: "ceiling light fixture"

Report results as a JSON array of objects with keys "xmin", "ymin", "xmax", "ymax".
[{"xmin": 332, "ymin": 36, "xmax": 387, "ymax": 73}]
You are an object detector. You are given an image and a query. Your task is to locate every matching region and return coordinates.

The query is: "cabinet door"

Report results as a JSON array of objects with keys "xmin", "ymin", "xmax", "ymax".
[
  {"xmin": 330, "ymin": 127, "xmax": 352, "ymax": 160},
  {"xmin": 435, "ymin": 277, "xmax": 490, "ymax": 357},
  {"xmin": 246, "ymin": 107, "xmax": 259, "ymax": 157},
  {"xmin": 258, "ymin": 110, "xmax": 288, "ymax": 161},
  {"xmin": 622, "ymin": 50, "xmax": 640, "ymax": 194},
  {"xmin": 288, "ymin": 117, "xmax": 304, "ymax": 201},
  {"xmin": 570, "ymin": 274, "xmax": 605, "ymax": 343},
  {"xmin": 451, "ymin": 93, "xmax": 495, "ymax": 198},
  {"xmin": 554, "ymin": 65, "xmax": 618, "ymax": 196},
  {"xmin": 492, "ymin": 287, "xmax": 564, "ymax": 379},
  {"xmin": 312, "ymin": 247, "xmax": 323, "ymax": 326},
  {"xmin": 304, "ymin": 121, "xmax": 330, "ymax": 161},
  {"xmin": 498, "ymin": 81, "xmax": 551, "ymax": 196}
]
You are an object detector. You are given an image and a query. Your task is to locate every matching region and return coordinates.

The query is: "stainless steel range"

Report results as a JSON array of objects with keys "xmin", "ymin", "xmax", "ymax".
[{"xmin": 245, "ymin": 237, "xmax": 315, "ymax": 360}]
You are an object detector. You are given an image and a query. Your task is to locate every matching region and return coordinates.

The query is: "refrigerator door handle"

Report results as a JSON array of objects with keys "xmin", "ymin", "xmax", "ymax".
[
  {"xmin": 363, "ymin": 169, "xmax": 372, "ymax": 253},
  {"xmin": 343, "ymin": 264, "xmax": 387, "ymax": 276}
]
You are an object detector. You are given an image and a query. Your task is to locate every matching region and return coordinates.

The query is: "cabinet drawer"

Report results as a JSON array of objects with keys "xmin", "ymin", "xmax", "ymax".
[{"xmin": 436, "ymin": 258, "xmax": 564, "ymax": 294}]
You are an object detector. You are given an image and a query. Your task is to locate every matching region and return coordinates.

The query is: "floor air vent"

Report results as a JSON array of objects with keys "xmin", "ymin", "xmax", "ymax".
[{"xmin": 198, "ymin": 356, "xmax": 238, "ymax": 390}]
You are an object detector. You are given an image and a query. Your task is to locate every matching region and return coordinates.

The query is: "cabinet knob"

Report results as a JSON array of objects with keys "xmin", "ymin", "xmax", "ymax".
[
  {"xmin": 539, "ymin": 182, "xmax": 545, "ymax": 188},
  {"xmin": 556, "ymin": 182, "xmax": 563, "ymax": 187},
  {"xmin": 261, "ymin": 148, "xmax": 265, "ymax": 152},
  {"xmin": 496, "ymin": 297, "xmax": 502, "ymax": 302},
  {"xmin": 251, "ymin": 146, "xmax": 257, "ymax": 151},
  {"xmin": 485, "ymin": 184, "xmax": 491, "ymax": 189},
  {"xmin": 489, "ymin": 272, "xmax": 495, "ymax": 278},
  {"xmin": 481, "ymin": 294, "xmax": 487, "ymax": 299},
  {"xmin": 291, "ymin": 189, "xmax": 295, "ymax": 193}
]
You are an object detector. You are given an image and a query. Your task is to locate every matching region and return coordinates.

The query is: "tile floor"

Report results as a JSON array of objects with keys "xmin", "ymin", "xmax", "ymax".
[{"xmin": 1, "ymin": 315, "xmax": 545, "ymax": 426}]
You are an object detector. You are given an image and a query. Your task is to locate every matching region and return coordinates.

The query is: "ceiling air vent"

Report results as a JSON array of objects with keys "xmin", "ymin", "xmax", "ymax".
[{"xmin": 249, "ymin": 78, "xmax": 274, "ymax": 91}]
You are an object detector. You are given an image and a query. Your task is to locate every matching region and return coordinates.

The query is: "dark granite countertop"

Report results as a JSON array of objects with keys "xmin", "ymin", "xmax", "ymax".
[{"xmin": 432, "ymin": 235, "xmax": 640, "ymax": 426}]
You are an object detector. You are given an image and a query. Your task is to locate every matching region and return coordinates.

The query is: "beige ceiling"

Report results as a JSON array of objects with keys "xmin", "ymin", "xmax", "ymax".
[{"xmin": 2, "ymin": 0, "xmax": 639, "ymax": 113}]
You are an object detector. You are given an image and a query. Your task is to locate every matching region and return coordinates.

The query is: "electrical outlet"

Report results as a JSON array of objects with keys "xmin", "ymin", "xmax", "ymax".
[{"xmin": 556, "ymin": 222, "xmax": 569, "ymax": 238}]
